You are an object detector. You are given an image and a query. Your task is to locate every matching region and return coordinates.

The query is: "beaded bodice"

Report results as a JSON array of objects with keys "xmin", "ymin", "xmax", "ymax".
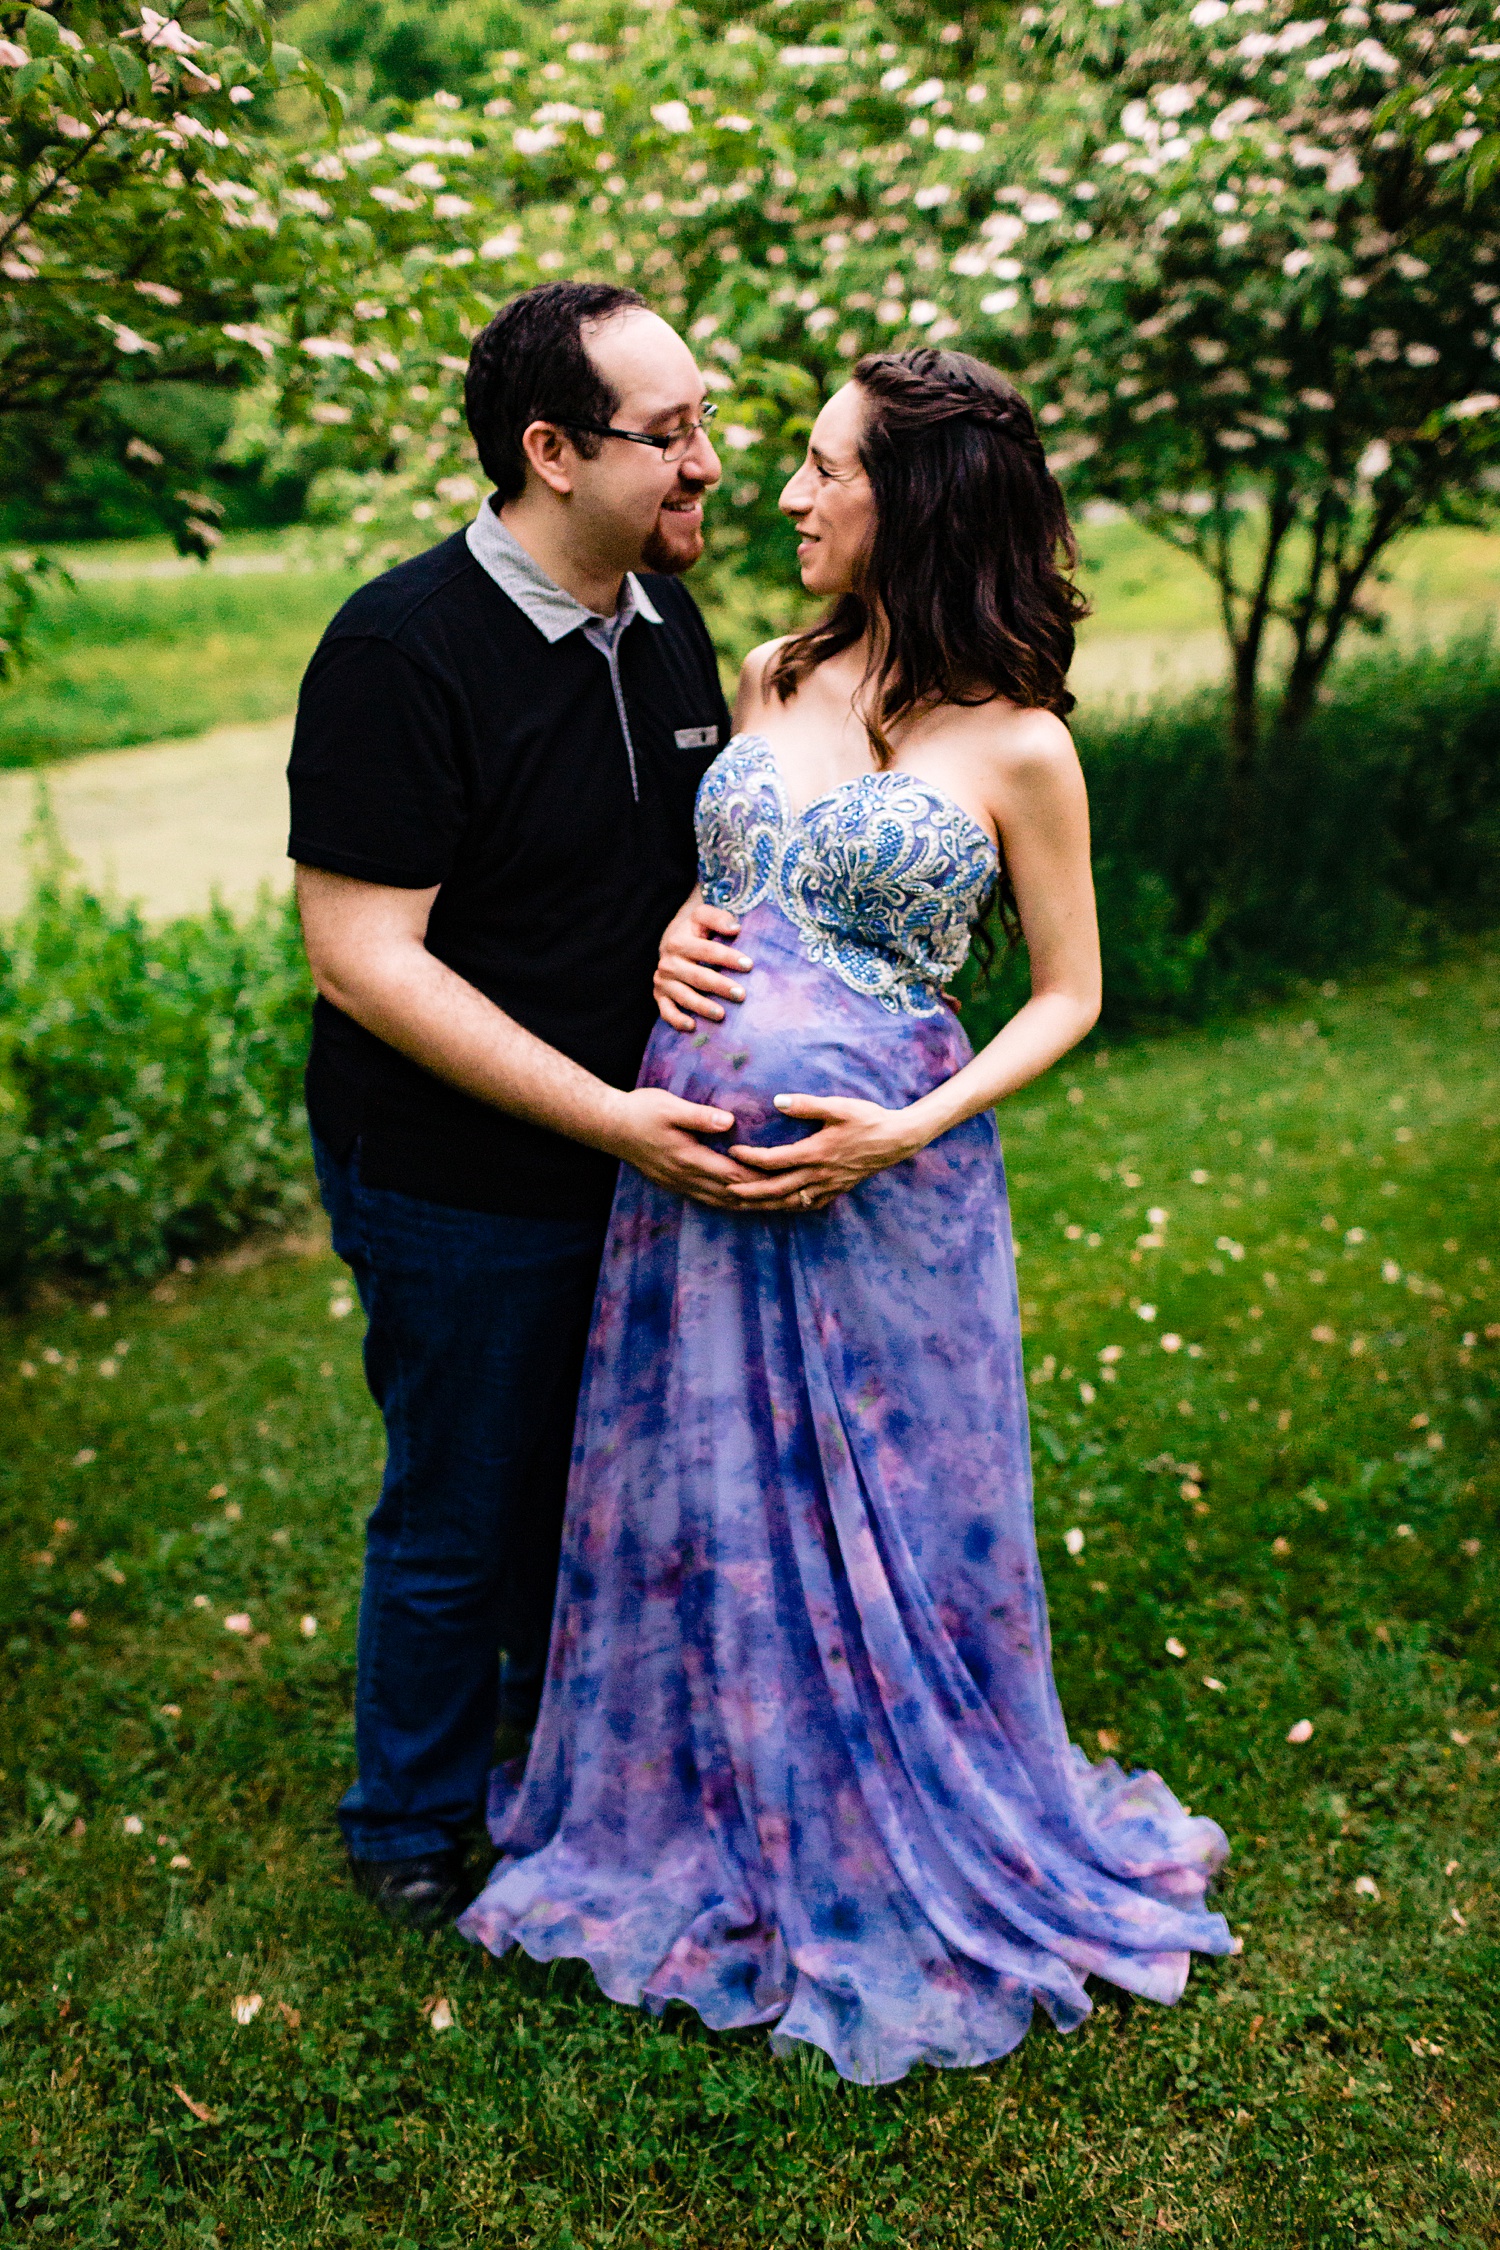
[{"xmin": 695, "ymin": 733, "xmax": 999, "ymax": 1017}]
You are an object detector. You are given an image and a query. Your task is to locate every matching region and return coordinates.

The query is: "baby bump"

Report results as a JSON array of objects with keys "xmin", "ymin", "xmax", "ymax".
[{"xmin": 639, "ymin": 904, "xmax": 973, "ymax": 1150}]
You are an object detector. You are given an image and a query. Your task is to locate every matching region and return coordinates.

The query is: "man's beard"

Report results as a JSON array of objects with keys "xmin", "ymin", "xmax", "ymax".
[{"xmin": 641, "ymin": 499, "xmax": 706, "ymax": 576}]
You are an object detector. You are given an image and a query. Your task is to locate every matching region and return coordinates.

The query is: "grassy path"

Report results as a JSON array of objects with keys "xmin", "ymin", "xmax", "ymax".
[
  {"xmin": 1, "ymin": 950, "xmax": 1497, "ymax": 2246},
  {"xmin": 0, "ymin": 721, "xmax": 293, "ymax": 922}
]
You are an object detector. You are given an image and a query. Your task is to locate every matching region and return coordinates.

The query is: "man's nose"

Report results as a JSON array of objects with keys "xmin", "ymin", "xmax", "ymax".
[{"xmin": 681, "ymin": 429, "xmax": 721, "ymax": 486}]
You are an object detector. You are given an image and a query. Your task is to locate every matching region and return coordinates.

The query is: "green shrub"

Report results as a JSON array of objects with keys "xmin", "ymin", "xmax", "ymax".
[
  {"xmin": 959, "ymin": 632, "xmax": 1500, "ymax": 1039},
  {"xmin": 0, "ymin": 862, "xmax": 314, "ymax": 1291}
]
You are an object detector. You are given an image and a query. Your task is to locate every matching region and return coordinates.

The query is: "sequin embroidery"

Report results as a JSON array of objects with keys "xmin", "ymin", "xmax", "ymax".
[{"xmin": 695, "ymin": 733, "xmax": 999, "ymax": 1016}]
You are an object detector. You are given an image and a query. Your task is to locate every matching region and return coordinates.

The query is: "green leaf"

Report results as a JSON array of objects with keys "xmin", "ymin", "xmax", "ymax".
[
  {"xmin": 313, "ymin": 75, "xmax": 344, "ymax": 134},
  {"xmin": 12, "ymin": 56, "xmax": 53, "ymax": 102},
  {"xmin": 107, "ymin": 41, "xmax": 147, "ymax": 100},
  {"xmin": 270, "ymin": 41, "xmax": 305, "ymax": 77},
  {"xmin": 23, "ymin": 6, "xmax": 60, "ymax": 58}
]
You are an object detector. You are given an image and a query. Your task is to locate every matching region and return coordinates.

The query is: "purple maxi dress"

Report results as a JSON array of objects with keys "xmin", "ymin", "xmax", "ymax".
[{"xmin": 459, "ymin": 733, "xmax": 1233, "ymax": 2083}]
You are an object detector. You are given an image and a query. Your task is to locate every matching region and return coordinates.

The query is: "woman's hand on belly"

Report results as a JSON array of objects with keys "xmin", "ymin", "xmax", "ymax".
[{"xmin": 726, "ymin": 1093, "xmax": 925, "ymax": 1213}]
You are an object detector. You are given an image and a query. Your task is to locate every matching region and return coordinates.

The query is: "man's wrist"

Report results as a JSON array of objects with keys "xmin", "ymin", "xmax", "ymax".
[{"xmin": 583, "ymin": 1084, "xmax": 638, "ymax": 1163}]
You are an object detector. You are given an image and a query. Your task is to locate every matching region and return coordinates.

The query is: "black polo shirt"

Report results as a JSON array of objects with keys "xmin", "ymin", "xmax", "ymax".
[{"xmin": 287, "ymin": 529, "xmax": 730, "ymax": 1219}]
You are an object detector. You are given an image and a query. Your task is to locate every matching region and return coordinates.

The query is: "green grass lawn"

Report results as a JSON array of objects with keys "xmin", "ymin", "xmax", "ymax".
[
  {"xmin": 0, "ymin": 546, "xmax": 363, "ymax": 771},
  {"xmin": 1, "ymin": 955, "xmax": 1498, "ymax": 2248},
  {"xmin": 5, "ymin": 515, "xmax": 1500, "ymax": 770},
  {"xmin": 1068, "ymin": 515, "xmax": 1500, "ymax": 641}
]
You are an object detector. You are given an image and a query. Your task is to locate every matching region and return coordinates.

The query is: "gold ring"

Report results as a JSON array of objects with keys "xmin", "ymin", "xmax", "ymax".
[{"xmin": 797, "ymin": 1189, "xmax": 813, "ymax": 1210}]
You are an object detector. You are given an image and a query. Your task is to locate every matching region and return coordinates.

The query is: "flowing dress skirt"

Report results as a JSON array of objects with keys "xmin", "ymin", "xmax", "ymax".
[{"xmin": 459, "ymin": 902, "xmax": 1233, "ymax": 2084}]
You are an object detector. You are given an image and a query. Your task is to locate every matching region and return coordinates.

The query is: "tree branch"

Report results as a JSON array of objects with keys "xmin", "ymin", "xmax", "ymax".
[{"xmin": 0, "ymin": 102, "xmax": 134, "ymax": 263}]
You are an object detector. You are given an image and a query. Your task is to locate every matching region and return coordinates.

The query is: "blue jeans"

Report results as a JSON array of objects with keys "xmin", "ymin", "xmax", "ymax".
[{"xmin": 314, "ymin": 1135, "xmax": 608, "ymax": 1863}]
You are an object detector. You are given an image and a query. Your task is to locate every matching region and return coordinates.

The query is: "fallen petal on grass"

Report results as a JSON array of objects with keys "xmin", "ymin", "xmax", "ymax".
[
  {"xmin": 1287, "ymin": 1718, "xmax": 1314, "ymax": 1743},
  {"xmin": 171, "ymin": 2085, "xmax": 216, "ymax": 2125},
  {"xmin": 1165, "ymin": 1636, "xmax": 1187, "ymax": 1659},
  {"xmin": 231, "ymin": 1994, "xmax": 263, "ymax": 2025},
  {"xmin": 223, "ymin": 1613, "xmax": 252, "ymax": 1636}
]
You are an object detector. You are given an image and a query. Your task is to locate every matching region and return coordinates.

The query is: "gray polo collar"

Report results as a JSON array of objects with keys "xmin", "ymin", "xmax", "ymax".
[{"xmin": 465, "ymin": 497, "xmax": 662, "ymax": 643}]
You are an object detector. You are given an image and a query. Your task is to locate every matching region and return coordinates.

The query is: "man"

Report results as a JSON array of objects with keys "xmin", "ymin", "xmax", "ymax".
[{"xmin": 288, "ymin": 281, "xmax": 756, "ymax": 1925}]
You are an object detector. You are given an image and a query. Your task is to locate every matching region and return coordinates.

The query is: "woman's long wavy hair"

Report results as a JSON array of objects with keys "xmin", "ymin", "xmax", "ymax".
[{"xmin": 767, "ymin": 348, "xmax": 1089, "ymax": 949}]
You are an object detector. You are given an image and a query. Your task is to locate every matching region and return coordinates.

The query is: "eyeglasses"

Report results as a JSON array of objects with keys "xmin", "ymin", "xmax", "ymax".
[{"xmin": 561, "ymin": 401, "xmax": 717, "ymax": 463}]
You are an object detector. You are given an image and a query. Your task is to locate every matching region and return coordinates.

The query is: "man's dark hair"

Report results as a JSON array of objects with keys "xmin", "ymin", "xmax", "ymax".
[{"xmin": 465, "ymin": 280, "xmax": 648, "ymax": 502}]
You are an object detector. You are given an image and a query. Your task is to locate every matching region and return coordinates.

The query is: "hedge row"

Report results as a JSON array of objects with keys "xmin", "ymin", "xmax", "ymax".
[
  {"xmin": 0, "ymin": 866, "xmax": 313, "ymax": 1291},
  {"xmin": 959, "ymin": 632, "xmax": 1500, "ymax": 1039}
]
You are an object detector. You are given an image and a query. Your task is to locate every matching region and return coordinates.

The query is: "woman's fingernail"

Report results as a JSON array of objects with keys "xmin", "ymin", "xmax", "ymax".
[
  {"xmin": 773, "ymin": 1095, "xmax": 790, "ymax": 1110},
  {"xmin": 728, "ymin": 986, "xmax": 744, "ymax": 1003}
]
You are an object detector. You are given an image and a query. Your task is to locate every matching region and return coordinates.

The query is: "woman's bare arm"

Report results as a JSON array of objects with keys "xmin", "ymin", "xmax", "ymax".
[{"xmin": 724, "ymin": 712, "xmax": 1100, "ymax": 1207}]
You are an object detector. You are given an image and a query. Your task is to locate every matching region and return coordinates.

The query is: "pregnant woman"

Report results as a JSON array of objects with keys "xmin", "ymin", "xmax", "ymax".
[{"xmin": 460, "ymin": 348, "xmax": 1233, "ymax": 2083}]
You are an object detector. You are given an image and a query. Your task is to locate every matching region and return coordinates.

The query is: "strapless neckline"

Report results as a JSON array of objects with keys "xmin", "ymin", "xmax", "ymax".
[{"xmin": 728, "ymin": 732, "xmax": 999, "ymax": 864}]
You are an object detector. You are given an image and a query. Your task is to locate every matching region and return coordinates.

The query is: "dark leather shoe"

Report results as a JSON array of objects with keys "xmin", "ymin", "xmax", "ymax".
[{"xmin": 348, "ymin": 1849, "xmax": 468, "ymax": 1929}]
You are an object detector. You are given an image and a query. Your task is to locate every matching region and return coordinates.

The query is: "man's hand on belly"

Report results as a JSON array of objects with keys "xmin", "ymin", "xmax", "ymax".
[
  {"xmin": 654, "ymin": 895, "xmax": 754, "ymax": 1032},
  {"xmin": 602, "ymin": 1087, "xmax": 763, "ymax": 1209}
]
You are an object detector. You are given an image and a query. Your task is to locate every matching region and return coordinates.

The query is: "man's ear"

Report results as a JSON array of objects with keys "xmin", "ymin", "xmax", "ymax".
[{"xmin": 520, "ymin": 419, "xmax": 577, "ymax": 497}]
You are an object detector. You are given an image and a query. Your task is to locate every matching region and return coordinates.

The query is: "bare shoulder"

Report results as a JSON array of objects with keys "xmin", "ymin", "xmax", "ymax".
[
  {"xmin": 733, "ymin": 636, "xmax": 790, "ymax": 725},
  {"xmin": 937, "ymin": 699, "xmax": 1080, "ymax": 793},
  {"xmin": 982, "ymin": 702, "xmax": 1078, "ymax": 777}
]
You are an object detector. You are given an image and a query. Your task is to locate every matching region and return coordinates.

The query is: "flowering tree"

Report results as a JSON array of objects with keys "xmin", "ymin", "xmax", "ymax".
[
  {"xmin": 26, "ymin": 0, "xmax": 1494, "ymax": 769},
  {"xmin": 948, "ymin": 0, "xmax": 1500, "ymax": 777},
  {"xmin": 0, "ymin": 0, "xmax": 567, "ymax": 664},
  {"xmin": 274, "ymin": 3, "xmax": 1032, "ymax": 584},
  {"xmin": 289, "ymin": 0, "xmax": 1500, "ymax": 790},
  {"xmin": 0, "ymin": 0, "xmax": 344, "ymax": 577}
]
